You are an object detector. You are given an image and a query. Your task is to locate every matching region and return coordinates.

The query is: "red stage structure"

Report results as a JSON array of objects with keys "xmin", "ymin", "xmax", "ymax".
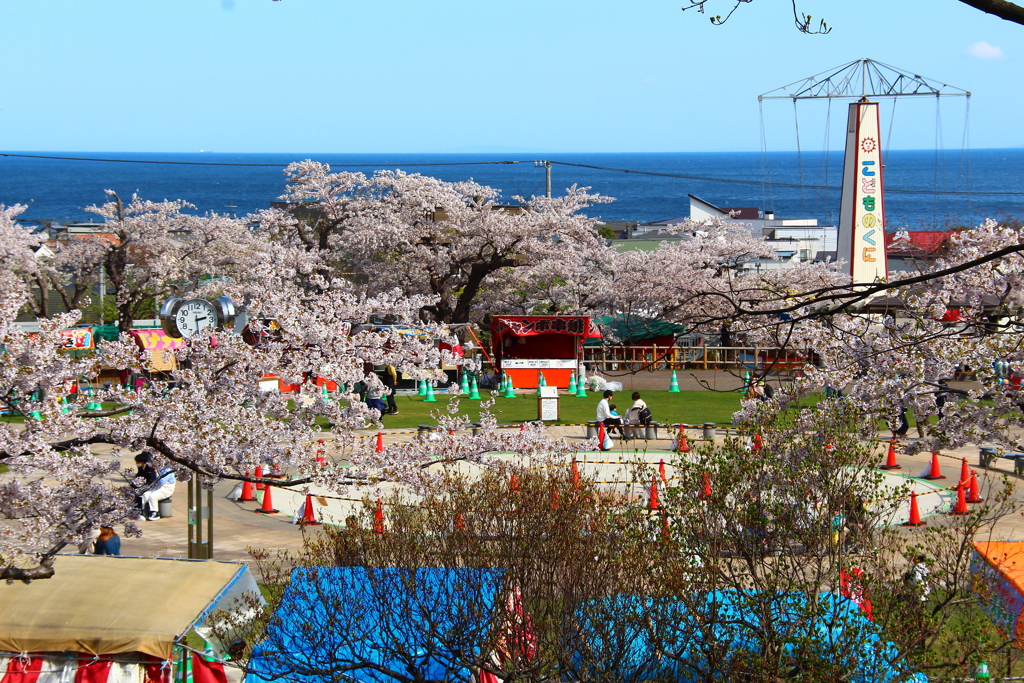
[{"xmin": 491, "ymin": 316, "xmax": 602, "ymax": 389}]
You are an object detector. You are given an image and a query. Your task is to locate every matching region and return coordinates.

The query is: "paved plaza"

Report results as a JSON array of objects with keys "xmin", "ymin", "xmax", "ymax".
[{"xmin": 53, "ymin": 422, "xmax": 1024, "ymax": 580}]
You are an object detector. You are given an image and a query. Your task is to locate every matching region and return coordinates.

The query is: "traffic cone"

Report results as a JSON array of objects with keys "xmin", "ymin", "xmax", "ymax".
[
  {"xmin": 922, "ymin": 450, "xmax": 945, "ymax": 480},
  {"xmin": 575, "ymin": 377, "xmax": 587, "ymax": 398},
  {"xmin": 950, "ymin": 480, "xmax": 969, "ymax": 516},
  {"xmin": 459, "ymin": 372, "xmax": 470, "ymax": 395},
  {"xmin": 417, "ymin": 380, "xmax": 427, "ymax": 397},
  {"xmin": 321, "ymin": 384, "xmax": 330, "ymax": 401},
  {"xmin": 567, "ymin": 372, "xmax": 577, "ymax": 394},
  {"xmin": 300, "ymin": 494, "xmax": 321, "ymax": 525},
  {"xmin": 967, "ymin": 470, "xmax": 984, "ymax": 504},
  {"xmin": 539, "ymin": 372, "xmax": 546, "ymax": 387},
  {"xmin": 424, "ymin": 382, "xmax": 436, "ymax": 402},
  {"xmin": 597, "ymin": 421, "xmax": 609, "ymax": 451},
  {"xmin": 238, "ymin": 474, "xmax": 257, "ymax": 503},
  {"xmin": 959, "ymin": 457, "xmax": 970, "ymax": 486},
  {"xmin": 27, "ymin": 410, "xmax": 42, "ymax": 420},
  {"xmin": 752, "ymin": 433, "xmax": 763, "ymax": 453},
  {"xmin": 571, "ymin": 457, "xmax": 580, "ymax": 486},
  {"xmin": 659, "ymin": 458, "xmax": 667, "ymax": 484},
  {"xmin": 903, "ymin": 491, "xmax": 926, "ymax": 527},
  {"xmin": 255, "ymin": 485, "xmax": 279, "ymax": 514},
  {"xmin": 469, "ymin": 377, "xmax": 481, "ymax": 400},
  {"xmin": 316, "ymin": 439, "xmax": 326, "ymax": 465},
  {"xmin": 504, "ymin": 376, "xmax": 516, "ymax": 398},
  {"xmin": 455, "ymin": 512, "xmax": 466, "ymax": 533},
  {"xmin": 879, "ymin": 438, "xmax": 900, "ymax": 470},
  {"xmin": 254, "ymin": 465, "xmax": 265, "ymax": 490},
  {"xmin": 373, "ymin": 498, "xmax": 384, "ymax": 534},
  {"xmin": 648, "ymin": 477, "xmax": 659, "ymax": 510},
  {"xmin": 375, "ymin": 431, "xmax": 385, "ymax": 453},
  {"xmin": 700, "ymin": 472, "xmax": 712, "ymax": 499},
  {"xmin": 536, "ymin": 373, "xmax": 544, "ymax": 396},
  {"xmin": 668, "ymin": 370, "xmax": 681, "ymax": 393},
  {"xmin": 675, "ymin": 426, "xmax": 690, "ymax": 453}
]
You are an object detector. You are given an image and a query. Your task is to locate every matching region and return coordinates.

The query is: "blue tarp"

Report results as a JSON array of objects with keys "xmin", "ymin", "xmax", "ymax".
[
  {"xmin": 569, "ymin": 590, "xmax": 925, "ymax": 683},
  {"xmin": 247, "ymin": 567, "xmax": 503, "ymax": 683}
]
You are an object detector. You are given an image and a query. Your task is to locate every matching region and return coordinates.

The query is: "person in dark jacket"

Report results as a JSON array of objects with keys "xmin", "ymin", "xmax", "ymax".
[{"xmin": 93, "ymin": 526, "xmax": 121, "ymax": 556}]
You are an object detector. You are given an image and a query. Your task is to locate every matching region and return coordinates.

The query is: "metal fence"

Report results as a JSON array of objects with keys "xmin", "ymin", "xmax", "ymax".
[{"xmin": 580, "ymin": 345, "xmax": 812, "ymax": 373}]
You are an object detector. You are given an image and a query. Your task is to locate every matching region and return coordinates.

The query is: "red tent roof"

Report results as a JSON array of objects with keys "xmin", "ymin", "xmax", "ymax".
[{"xmin": 885, "ymin": 230, "xmax": 960, "ymax": 255}]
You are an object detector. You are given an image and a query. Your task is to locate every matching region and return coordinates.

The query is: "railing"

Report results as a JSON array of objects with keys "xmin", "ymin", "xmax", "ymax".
[{"xmin": 580, "ymin": 345, "xmax": 813, "ymax": 373}]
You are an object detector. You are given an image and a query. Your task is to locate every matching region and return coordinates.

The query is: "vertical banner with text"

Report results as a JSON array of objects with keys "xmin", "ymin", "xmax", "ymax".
[{"xmin": 837, "ymin": 100, "xmax": 888, "ymax": 284}]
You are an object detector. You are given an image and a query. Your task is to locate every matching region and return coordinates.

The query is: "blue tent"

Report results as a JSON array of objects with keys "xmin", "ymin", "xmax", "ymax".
[
  {"xmin": 247, "ymin": 567, "xmax": 503, "ymax": 683},
  {"xmin": 568, "ymin": 590, "xmax": 925, "ymax": 683}
]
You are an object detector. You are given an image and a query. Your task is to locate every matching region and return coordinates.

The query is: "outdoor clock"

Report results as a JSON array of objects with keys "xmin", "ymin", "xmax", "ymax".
[{"xmin": 159, "ymin": 295, "xmax": 236, "ymax": 339}]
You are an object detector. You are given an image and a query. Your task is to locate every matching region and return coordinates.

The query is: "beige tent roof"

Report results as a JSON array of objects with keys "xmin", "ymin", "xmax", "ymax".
[{"xmin": 0, "ymin": 555, "xmax": 249, "ymax": 659}]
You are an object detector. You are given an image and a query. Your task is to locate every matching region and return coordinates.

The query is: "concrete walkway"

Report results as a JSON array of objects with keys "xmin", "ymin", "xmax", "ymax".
[{"xmin": 90, "ymin": 423, "xmax": 1024, "ymax": 580}]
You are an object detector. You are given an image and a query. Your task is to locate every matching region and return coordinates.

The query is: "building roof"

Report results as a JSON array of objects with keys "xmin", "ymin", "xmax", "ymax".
[
  {"xmin": 688, "ymin": 195, "xmax": 760, "ymax": 220},
  {"xmin": 884, "ymin": 230, "xmax": 960, "ymax": 256}
]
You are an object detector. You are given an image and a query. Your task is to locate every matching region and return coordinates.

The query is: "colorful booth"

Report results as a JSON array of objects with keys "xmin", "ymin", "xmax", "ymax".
[
  {"xmin": 491, "ymin": 316, "xmax": 601, "ymax": 389},
  {"xmin": 130, "ymin": 330, "xmax": 186, "ymax": 372},
  {"xmin": 972, "ymin": 541, "xmax": 1024, "ymax": 642},
  {"xmin": 0, "ymin": 555, "xmax": 258, "ymax": 683}
]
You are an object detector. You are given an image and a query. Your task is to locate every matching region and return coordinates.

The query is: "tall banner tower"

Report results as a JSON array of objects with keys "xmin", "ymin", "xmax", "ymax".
[{"xmin": 837, "ymin": 99, "xmax": 888, "ymax": 283}]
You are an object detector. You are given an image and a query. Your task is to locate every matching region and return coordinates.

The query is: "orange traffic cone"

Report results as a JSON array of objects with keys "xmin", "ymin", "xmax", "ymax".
[
  {"xmin": 375, "ymin": 431, "xmax": 385, "ymax": 453},
  {"xmin": 752, "ymin": 433, "xmax": 763, "ymax": 453},
  {"xmin": 648, "ymin": 476, "xmax": 659, "ymax": 510},
  {"xmin": 903, "ymin": 491, "xmax": 926, "ymax": 527},
  {"xmin": 659, "ymin": 458, "xmax": 667, "ymax": 485},
  {"xmin": 300, "ymin": 494, "xmax": 321, "ymax": 525},
  {"xmin": 373, "ymin": 498, "xmax": 384, "ymax": 534},
  {"xmin": 879, "ymin": 438, "xmax": 900, "ymax": 470},
  {"xmin": 255, "ymin": 484, "xmax": 279, "ymax": 514},
  {"xmin": 700, "ymin": 472, "xmax": 712, "ymax": 499},
  {"xmin": 254, "ymin": 465, "xmax": 265, "ymax": 490},
  {"xmin": 950, "ymin": 480, "xmax": 969, "ymax": 516},
  {"xmin": 238, "ymin": 474, "xmax": 257, "ymax": 503},
  {"xmin": 455, "ymin": 512, "xmax": 466, "ymax": 533},
  {"xmin": 597, "ymin": 422, "xmax": 609, "ymax": 451},
  {"xmin": 521, "ymin": 422, "xmax": 526, "ymax": 432},
  {"xmin": 675, "ymin": 427, "xmax": 690, "ymax": 453},
  {"xmin": 922, "ymin": 451, "xmax": 945, "ymax": 480},
  {"xmin": 959, "ymin": 457, "xmax": 970, "ymax": 485},
  {"xmin": 571, "ymin": 457, "xmax": 580, "ymax": 486},
  {"xmin": 967, "ymin": 470, "xmax": 984, "ymax": 503},
  {"xmin": 316, "ymin": 439, "xmax": 326, "ymax": 466},
  {"xmin": 510, "ymin": 473, "xmax": 520, "ymax": 491}
]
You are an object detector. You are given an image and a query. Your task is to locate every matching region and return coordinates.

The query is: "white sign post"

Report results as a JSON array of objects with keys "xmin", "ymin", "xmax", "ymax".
[{"xmin": 837, "ymin": 99, "xmax": 889, "ymax": 284}]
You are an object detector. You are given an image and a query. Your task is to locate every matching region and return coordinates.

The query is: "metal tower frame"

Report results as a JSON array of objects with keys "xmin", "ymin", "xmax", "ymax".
[{"xmin": 759, "ymin": 58, "xmax": 970, "ymax": 101}]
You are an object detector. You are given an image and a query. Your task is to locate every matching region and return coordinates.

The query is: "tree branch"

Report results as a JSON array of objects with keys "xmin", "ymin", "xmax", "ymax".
[{"xmin": 959, "ymin": 0, "xmax": 1024, "ymax": 25}]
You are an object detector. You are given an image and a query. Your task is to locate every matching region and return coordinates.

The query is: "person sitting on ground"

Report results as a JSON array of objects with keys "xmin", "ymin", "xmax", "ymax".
[
  {"xmin": 596, "ymin": 390, "xmax": 623, "ymax": 436},
  {"xmin": 93, "ymin": 526, "xmax": 121, "ymax": 556},
  {"xmin": 140, "ymin": 461, "xmax": 177, "ymax": 522}
]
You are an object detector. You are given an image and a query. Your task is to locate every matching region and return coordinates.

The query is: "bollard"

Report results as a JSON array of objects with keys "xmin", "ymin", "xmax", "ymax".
[
  {"xmin": 645, "ymin": 422, "xmax": 659, "ymax": 440},
  {"xmin": 586, "ymin": 422, "xmax": 598, "ymax": 439},
  {"xmin": 469, "ymin": 422, "xmax": 482, "ymax": 437},
  {"xmin": 703, "ymin": 423, "xmax": 715, "ymax": 440},
  {"xmin": 979, "ymin": 447, "xmax": 995, "ymax": 469}
]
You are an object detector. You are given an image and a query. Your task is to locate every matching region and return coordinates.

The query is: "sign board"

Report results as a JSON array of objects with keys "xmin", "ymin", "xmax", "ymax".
[
  {"xmin": 538, "ymin": 396, "xmax": 559, "ymax": 421},
  {"xmin": 502, "ymin": 358, "xmax": 577, "ymax": 370},
  {"xmin": 837, "ymin": 100, "xmax": 889, "ymax": 284},
  {"xmin": 540, "ymin": 386, "xmax": 558, "ymax": 398},
  {"xmin": 59, "ymin": 329, "xmax": 94, "ymax": 350}
]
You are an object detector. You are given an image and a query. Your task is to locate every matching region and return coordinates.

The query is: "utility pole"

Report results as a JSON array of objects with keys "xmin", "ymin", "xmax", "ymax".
[{"xmin": 534, "ymin": 160, "xmax": 551, "ymax": 198}]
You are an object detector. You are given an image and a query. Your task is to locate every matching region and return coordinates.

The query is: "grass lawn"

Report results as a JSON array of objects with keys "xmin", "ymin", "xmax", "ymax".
[{"xmin": 371, "ymin": 390, "xmax": 745, "ymax": 430}]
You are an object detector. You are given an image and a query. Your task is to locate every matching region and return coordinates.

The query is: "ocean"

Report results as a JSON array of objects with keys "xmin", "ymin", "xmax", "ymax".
[{"xmin": 1, "ymin": 149, "xmax": 1022, "ymax": 230}]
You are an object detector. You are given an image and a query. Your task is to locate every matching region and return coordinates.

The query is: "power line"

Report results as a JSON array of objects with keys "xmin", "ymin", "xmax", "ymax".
[{"xmin": 3, "ymin": 152, "xmax": 1022, "ymax": 198}]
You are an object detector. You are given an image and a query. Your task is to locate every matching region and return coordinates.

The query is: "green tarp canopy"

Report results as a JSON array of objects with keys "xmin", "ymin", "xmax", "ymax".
[{"xmin": 586, "ymin": 316, "xmax": 688, "ymax": 346}]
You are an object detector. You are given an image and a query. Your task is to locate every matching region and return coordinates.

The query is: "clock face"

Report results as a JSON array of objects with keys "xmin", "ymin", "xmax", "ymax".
[{"xmin": 174, "ymin": 299, "xmax": 218, "ymax": 338}]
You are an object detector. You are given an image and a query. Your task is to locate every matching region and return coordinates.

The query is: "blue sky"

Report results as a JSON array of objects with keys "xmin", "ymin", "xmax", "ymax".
[{"xmin": 1, "ymin": 0, "xmax": 1020, "ymax": 153}]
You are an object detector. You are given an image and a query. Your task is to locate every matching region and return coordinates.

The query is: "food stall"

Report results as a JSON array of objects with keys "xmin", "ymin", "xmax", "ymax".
[
  {"xmin": 491, "ymin": 316, "xmax": 601, "ymax": 389},
  {"xmin": 130, "ymin": 329, "xmax": 186, "ymax": 373},
  {"xmin": 972, "ymin": 541, "xmax": 1024, "ymax": 642}
]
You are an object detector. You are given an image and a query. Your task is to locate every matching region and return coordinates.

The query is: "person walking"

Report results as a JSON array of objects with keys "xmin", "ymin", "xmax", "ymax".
[{"xmin": 382, "ymin": 365, "xmax": 399, "ymax": 415}]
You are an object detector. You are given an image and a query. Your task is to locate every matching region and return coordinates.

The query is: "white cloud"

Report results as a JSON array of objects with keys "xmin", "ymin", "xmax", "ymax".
[{"xmin": 966, "ymin": 41, "xmax": 1004, "ymax": 60}]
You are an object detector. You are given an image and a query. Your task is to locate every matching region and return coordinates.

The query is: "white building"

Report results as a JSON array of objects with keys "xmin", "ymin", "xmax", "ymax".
[{"xmin": 632, "ymin": 195, "xmax": 838, "ymax": 272}]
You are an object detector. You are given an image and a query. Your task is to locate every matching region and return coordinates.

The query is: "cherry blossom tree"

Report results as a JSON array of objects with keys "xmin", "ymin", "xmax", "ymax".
[
  {"xmin": 82, "ymin": 192, "xmax": 257, "ymax": 331},
  {"xmin": 259, "ymin": 162, "xmax": 615, "ymax": 324}
]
